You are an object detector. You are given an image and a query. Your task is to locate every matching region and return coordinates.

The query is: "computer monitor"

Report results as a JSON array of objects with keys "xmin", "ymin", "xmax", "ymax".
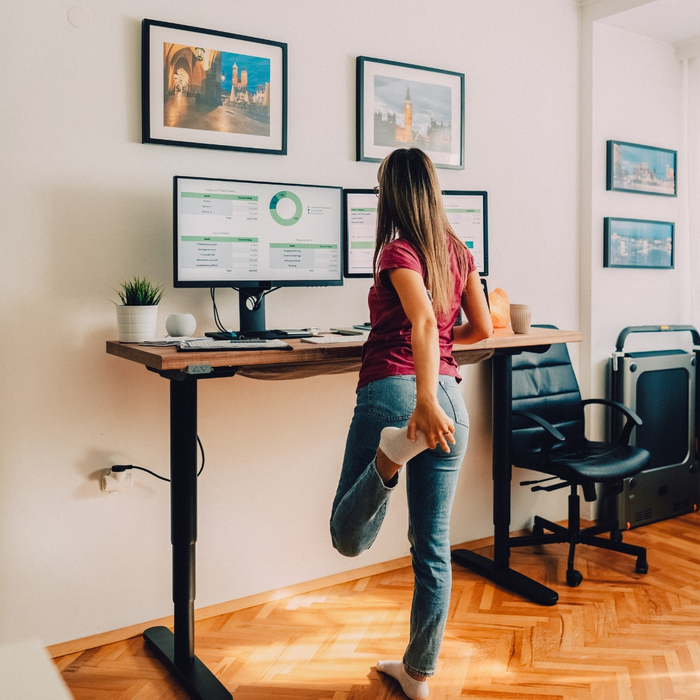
[
  {"xmin": 343, "ymin": 189, "xmax": 489, "ymax": 278},
  {"xmin": 174, "ymin": 175, "xmax": 343, "ymax": 335}
]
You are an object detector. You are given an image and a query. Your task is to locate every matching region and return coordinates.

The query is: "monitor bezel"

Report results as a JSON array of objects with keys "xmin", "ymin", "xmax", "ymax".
[
  {"xmin": 342, "ymin": 188, "xmax": 376, "ymax": 279},
  {"xmin": 342, "ymin": 188, "xmax": 489, "ymax": 279},
  {"xmin": 442, "ymin": 189, "xmax": 489, "ymax": 278},
  {"xmin": 174, "ymin": 175, "xmax": 344, "ymax": 289}
]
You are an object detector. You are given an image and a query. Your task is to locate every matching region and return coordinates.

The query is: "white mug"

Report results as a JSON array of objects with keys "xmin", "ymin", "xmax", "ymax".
[
  {"xmin": 510, "ymin": 304, "xmax": 532, "ymax": 334},
  {"xmin": 165, "ymin": 313, "xmax": 197, "ymax": 337}
]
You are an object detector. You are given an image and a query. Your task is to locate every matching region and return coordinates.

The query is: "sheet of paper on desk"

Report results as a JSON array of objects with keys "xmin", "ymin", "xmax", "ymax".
[
  {"xmin": 301, "ymin": 333, "xmax": 368, "ymax": 344},
  {"xmin": 139, "ymin": 337, "xmax": 207, "ymax": 346}
]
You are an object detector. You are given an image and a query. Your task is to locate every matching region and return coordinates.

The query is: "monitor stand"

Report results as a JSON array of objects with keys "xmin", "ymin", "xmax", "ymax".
[
  {"xmin": 481, "ymin": 277, "xmax": 489, "ymax": 308},
  {"xmin": 237, "ymin": 287, "xmax": 311, "ymax": 339},
  {"xmin": 238, "ymin": 287, "xmax": 268, "ymax": 338}
]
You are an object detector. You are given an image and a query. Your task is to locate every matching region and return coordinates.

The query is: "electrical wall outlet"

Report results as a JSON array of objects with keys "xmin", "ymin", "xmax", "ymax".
[{"xmin": 101, "ymin": 469, "xmax": 133, "ymax": 493}]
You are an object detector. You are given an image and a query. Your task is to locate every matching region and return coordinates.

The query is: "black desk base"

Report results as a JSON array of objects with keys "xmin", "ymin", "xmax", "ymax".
[
  {"xmin": 144, "ymin": 626, "xmax": 232, "ymax": 700},
  {"xmin": 144, "ymin": 369, "xmax": 235, "ymax": 700},
  {"xmin": 451, "ymin": 550, "xmax": 558, "ymax": 606},
  {"xmin": 451, "ymin": 350, "xmax": 559, "ymax": 607}
]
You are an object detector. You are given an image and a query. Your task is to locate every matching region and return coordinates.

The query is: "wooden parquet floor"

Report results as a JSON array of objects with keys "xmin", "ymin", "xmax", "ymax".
[{"xmin": 55, "ymin": 513, "xmax": 700, "ymax": 700}]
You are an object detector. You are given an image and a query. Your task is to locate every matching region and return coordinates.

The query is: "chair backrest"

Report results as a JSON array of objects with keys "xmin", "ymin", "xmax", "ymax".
[{"xmin": 511, "ymin": 326, "xmax": 585, "ymax": 464}]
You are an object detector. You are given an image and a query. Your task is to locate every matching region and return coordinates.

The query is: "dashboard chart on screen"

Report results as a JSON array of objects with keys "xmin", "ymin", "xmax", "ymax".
[
  {"xmin": 175, "ymin": 176, "xmax": 343, "ymax": 287},
  {"xmin": 174, "ymin": 176, "xmax": 343, "ymax": 337},
  {"xmin": 343, "ymin": 189, "xmax": 489, "ymax": 279}
]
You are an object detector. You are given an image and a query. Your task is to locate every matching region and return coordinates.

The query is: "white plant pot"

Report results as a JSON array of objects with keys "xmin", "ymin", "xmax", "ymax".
[{"xmin": 116, "ymin": 305, "xmax": 159, "ymax": 343}]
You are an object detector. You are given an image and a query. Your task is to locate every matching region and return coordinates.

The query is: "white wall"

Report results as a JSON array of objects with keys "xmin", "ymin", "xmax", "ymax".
[
  {"xmin": 687, "ymin": 56, "xmax": 700, "ymax": 330},
  {"xmin": 589, "ymin": 23, "xmax": 688, "ymax": 413},
  {"xmin": 0, "ymin": 0, "xmax": 580, "ymax": 647}
]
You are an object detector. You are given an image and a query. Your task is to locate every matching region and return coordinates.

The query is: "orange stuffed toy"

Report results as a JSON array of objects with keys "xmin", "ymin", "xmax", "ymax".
[{"xmin": 488, "ymin": 287, "xmax": 510, "ymax": 328}]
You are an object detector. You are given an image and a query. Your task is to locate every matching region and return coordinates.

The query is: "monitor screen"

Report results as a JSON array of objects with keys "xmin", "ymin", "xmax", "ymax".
[
  {"xmin": 174, "ymin": 176, "xmax": 343, "ymax": 288},
  {"xmin": 343, "ymin": 189, "xmax": 488, "ymax": 278}
]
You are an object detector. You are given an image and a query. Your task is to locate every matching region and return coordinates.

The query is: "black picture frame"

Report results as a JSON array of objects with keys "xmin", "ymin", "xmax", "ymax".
[
  {"xmin": 356, "ymin": 56, "xmax": 464, "ymax": 169},
  {"xmin": 606, "ymin": 140, "xmax": 677, "ymax": 196},
  {"xmin": 142, "ymin": 19, "xmax": 287, "ymax": 154},
  {"xmin": 603, "ymin": 217, "xmax": 674, "ymax": 269}
]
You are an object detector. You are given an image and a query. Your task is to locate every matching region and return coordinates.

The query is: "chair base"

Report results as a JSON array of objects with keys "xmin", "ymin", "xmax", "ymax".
[{"xmin": 509, "ymin": 514, "xmax": 648, "ymax": 587}]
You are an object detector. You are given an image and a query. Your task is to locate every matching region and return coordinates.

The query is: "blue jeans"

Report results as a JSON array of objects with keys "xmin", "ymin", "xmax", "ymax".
[{"xmin": 330, "ymin": 375, "xmax": 469, "ymax": 677}]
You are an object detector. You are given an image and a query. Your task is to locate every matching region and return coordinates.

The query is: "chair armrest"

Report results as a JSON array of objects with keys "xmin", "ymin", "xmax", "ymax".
[
  {"xmin": 513, "ymin": 410, "xmax": 566, "ymax": 442},
  {"xmin": 512, "ymin": 410, "xmax": 566, "ymax": 466},
  {"xmin": 582, "ymin": 397, "xmax": 642, "ymax": 423},
  {"xmin": 582, "ymin": 398, "xmax": 642, "ymax": 445}
]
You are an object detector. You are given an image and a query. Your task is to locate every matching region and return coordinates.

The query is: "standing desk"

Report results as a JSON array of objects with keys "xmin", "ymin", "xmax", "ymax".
[{"xmin": 106, "ymin": 326, "xmax": 580, "ymax": 699}]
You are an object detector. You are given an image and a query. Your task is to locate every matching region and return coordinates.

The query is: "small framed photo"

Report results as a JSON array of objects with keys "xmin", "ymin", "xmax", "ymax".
[
  {"xmin": 604, "ymin": 217, "xmax": 674, "ymax": 269},
  {"xmin": 142, "ymin": 19, "xmax": 287, "ymax": 154},
  {"xmin": 356, "ymin": 56, "xmax": 464, "ymax": 169},
  {"xmin": 606, "ymin": 140, "xmax": 676, "ymax": 196}
]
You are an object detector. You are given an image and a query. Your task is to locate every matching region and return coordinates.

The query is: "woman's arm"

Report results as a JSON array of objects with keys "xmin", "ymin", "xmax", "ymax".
[
  {"xmin": 452, "ymin": 271, "xmax": 493, "ymax": 345},
  {"xmin": 388, "ymin": 267, "xmax": 456, "ymax": 453}
]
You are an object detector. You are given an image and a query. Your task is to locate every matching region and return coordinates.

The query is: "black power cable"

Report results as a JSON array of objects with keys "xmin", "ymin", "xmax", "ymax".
[{"xmin": 111, "ymin": 435, "xmax": 205, "ymax": 482}]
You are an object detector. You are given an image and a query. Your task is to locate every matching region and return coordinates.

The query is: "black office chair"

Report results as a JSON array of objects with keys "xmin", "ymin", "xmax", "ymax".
[{"xmin": 508, "ymin": 326, "xmax": 650, "ymax": 587}]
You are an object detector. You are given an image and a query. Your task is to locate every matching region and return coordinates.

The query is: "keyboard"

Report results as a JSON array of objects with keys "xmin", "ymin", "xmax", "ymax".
[
  {"xmin": 177, "ymin": 338, "xmax": 292, "ymax": 352},
  {"xmin": 300, "ymin": 334, "xmax": 368, "ymax": 344}
]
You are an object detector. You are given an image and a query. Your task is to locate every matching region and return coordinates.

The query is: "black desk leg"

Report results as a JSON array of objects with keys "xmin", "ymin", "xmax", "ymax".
[
  {"xmin": 143, "ymin": 377, "xmax": 233, "ymax": 700},
  {"xmin": 452, "ymin": 353, "xmax": 559, "ymax": 606}
]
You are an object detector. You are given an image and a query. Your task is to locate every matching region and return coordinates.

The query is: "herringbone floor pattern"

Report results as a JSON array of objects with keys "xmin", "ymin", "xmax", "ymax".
[{"xmin": 55, "ymin": 513, "xmax": 700, "ymax": 699}]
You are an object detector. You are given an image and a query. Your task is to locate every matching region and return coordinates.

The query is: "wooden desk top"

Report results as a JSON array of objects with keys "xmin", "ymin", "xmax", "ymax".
[{"xmin": 106, "ymin": 327, "xmax": 582, "ymax": 375}]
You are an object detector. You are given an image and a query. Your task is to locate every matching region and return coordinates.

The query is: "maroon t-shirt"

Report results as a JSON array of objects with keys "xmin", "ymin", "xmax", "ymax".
[{"xmin": 357, "ymin": 237, "xmax": 475, "ymax": 390}]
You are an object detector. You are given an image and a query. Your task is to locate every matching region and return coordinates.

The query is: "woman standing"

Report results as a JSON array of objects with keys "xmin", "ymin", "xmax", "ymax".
[{"xmin": 330, "ymin": 148, "xmax": 493, "ymax": 699}]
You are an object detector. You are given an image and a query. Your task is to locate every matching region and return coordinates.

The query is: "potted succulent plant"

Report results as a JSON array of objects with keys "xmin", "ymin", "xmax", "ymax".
[{"xmin": 114, "ymin": 276, "xmax": 165, "ymax": 342}]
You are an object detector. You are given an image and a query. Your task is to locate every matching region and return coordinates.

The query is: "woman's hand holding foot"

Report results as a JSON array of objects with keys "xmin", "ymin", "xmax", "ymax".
[
  {"xmin": 409, "ymin": 400, "xmax": 455, "ymax": 454},
  {"xmin": 378, "ymin": 426, "xmax": 429, "ymax": 466}
]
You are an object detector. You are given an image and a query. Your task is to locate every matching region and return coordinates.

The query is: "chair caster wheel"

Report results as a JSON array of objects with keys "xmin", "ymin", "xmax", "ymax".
[
  {"xmin": 610, "ymin": 529, "xmax": 623, "ymax": 542},
  {"xmin": 566, "ymin": 569, "xmax": 583, "ymax": 587},
  {"xmin": 636, "ymin": 560, "xmax": 648, "ymax": 574}
]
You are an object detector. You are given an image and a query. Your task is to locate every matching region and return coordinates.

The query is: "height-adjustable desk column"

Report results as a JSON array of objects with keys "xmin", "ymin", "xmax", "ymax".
[
  {"xmin": 452, "ymin": 350, "xmax": 556, "ymax": 605},
  {"xmin": 451, "ymin": 328, "xmax": 582, "ymax": 606},
  {"xmin": 142, "ymin": 371, "xmax": 238, "ymax": 700}
]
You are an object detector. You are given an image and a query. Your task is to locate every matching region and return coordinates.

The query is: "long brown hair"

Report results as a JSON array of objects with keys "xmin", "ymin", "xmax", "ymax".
[{"xmin": 373, "ymin": 148, "xmax": 469, "ymax": 317}]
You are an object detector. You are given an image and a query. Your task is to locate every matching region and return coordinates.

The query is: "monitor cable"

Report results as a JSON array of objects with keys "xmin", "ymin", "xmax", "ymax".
[
  {"xmin": 210, "ymin": 287, "xmax": 229, "ymax": 333},
  {"xmin": 209, "ymin": 286, "xmax": 280, "ymax": 334},
  {"xmin": 111, "ymin": 435, "xmax": 205, "ymax": 482}
]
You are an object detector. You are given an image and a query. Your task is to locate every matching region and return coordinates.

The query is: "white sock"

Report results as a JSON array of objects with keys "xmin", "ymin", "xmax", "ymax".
[
  {"xmin": 377, "ymin": 660, "xmax": 429, "ymax": 700},
  {"xmin": 379, "ymin": 426, "xmax": 429, "ymax": 465}
]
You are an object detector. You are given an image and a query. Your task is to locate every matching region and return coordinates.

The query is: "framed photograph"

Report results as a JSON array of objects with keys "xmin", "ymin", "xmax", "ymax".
[
  {"xmin": 142, "ymin": 19, "xmax": 287, "ymax": 154},
  {"xmin": 604, "ymin": 217, "xmax": 674, "ymax": 269},
  {"xmin": 606, "ymin": 140, "xmax": 676, "ymax": 196},
  {"xmin": 356, "ymin": 56, "xmax": 464, "ymax": 169}
]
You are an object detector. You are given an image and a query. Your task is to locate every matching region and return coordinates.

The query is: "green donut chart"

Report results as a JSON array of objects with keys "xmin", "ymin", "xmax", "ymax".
[{"xmin": 269, "ymin": 190, "xmax": 303, "ymax": 226}]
